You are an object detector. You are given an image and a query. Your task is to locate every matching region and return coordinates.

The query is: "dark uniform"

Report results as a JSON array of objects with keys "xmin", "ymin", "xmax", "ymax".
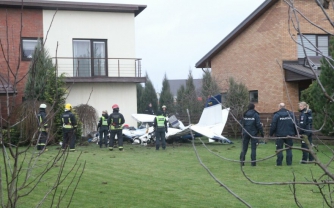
[
  {"xmin": 162, "ymin": 109, "xmax": 168, "ymax": 118},
  {"xmin": 145, "ymin": 103, "xmax": 154, "ymax": 115},
  {"xmin": 97, "ymin": 112, "xmax": 109, "ymax": 148},
  {"xmin": 61, "ymin": 105, "xmax": 77, "ymax": 151},
  {"xmin": 299, "ymin": 108, "xmax": 313, "ymax": 163},
  {"xmin": 240, "ymin": 109, "xmax": 263, "ymax": 166},
  {"xmin": 270, "ymin": 108, "xmax": 296, "ymax": 166},
  {"xmin": 153, "ymin": 112, "xmax": 168, "ymax": 150},
  {"xmin": 108, "ymin": 106, "xmax": 125, "ymax": 151},
  {"xmin": 37, "ymin": 107, "xmax": 48, "ymax": 151}
]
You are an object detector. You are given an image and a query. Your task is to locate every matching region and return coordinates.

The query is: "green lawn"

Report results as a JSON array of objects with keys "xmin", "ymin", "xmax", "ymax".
[{"xmin": 3, "ymin": 139, "xmax": 333, "ymax": 208}]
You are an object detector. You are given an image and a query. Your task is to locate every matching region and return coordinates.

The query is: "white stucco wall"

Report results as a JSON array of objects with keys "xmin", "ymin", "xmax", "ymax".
[
  {"xmin": 43, "ymin": 10, "xmax": 136, "ymax": 76},
  {"xmin": 66, "ymin": 82, "xmax": 137, "ymax": 128}
]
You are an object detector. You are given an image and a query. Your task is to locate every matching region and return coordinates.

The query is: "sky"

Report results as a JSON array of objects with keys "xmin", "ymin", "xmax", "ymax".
[{"xmin": 57, "ymin": 0, "xmax": 266, "ymax": 91}]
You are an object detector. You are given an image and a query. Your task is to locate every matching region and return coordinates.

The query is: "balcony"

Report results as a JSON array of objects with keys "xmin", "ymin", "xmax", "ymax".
[{"xmin": 52, "ymin": 57, "xmax": 145, "ymax": 83}]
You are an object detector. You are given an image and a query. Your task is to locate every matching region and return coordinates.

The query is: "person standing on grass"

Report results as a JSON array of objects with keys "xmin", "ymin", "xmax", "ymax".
[
  {"xmin": 153, "ymin": 110, "xmax": 168, "ymax": 150},
  {"xmin": 37, "ymin": 103, "xmax": 48, "ymax": 151},
  {"xmin": 240, "ymin": 103, "xmax": 264, "ymax": 166},
  {"xmin": 61, "ymin": 103, "xmax": 77, "ymax": 152},
  {"xmin": 108, "ymin": 104, "xmax": 125, "ymax": 151},
  {"xmin": 97, "ymin": 110, "xmax": 109, "ymax": 148},
  {"xmin": 270, "ymin": 103, "xmax": 297, "ymax": 166},
  {"xmin": 298, "ymin": 101, "xmax": 314, "ymax": 164}
]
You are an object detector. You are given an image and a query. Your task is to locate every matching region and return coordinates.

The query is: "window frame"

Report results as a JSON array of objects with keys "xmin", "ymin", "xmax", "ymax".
[
  {"xmin": 249, "ymin": 90, "xmax": 258, "ymax": 103},
  {"xmin": 72, "ymin": 38, "xmax": 108, "ymax": 77},
  {"xmin": 297, "ymin": 34, "xmax": 329, "ymax": 58},
  {"xmin": 21, "ymin": 37, "xmax": 41, "ymax": 61}
]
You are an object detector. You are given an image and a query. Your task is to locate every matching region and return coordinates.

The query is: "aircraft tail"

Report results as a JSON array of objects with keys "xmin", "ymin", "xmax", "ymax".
[{"xmin": 197, "ymin": 95, "xmax": 229, "ymax": 136}]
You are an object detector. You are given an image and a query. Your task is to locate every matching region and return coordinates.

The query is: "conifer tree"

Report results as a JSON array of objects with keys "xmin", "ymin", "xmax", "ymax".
[
  {"xmin": 201, "ymin": 69, "xmax": 220, "ymax": 100},
  {"xmin": 159, "ymin": 73, "xmax": 174, "ymax": 114},
  {"xmin": 224, "ymin": 77, "xmax": 249, "ymax": 138},
  {"xmin": 140, "ymin": 74, "xmax": 158, "ymax": 114},
  {"xmin": 302, "ymin": 37, "xmax": 334, "ymax": 135},
  {"xmin": 136, "ymin": 83, "xmax": 144, "ymax": 113},
  {"xmin": 176, "ymin": 85, "xmax": 185, "ymax": 115}
]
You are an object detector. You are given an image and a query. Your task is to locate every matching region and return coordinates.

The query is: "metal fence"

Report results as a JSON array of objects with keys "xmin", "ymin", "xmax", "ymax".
[{"xmin": 52, "ymin": 57, "xmax": 142, "ymax": 77}]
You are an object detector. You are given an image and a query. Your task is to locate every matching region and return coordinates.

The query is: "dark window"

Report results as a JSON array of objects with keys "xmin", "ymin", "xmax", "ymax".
[
  {"xmin": 22, "ymin": 38, "xmax": 41, "ymax": 61},
  {"xmin": 73, "ymin": 39, "xmax": 107, "ymax": 77},
  {"xmin": 297, "ymin": 34, "xmax": 329, "ymax": 58},
  {"xmin": 249, "ymin": 90, "xmax": 258, "ymax": 103}
]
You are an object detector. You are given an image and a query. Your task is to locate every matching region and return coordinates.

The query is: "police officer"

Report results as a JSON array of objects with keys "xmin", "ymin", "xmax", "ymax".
[
  {"xmin": 145, "ymin": 103, "xmax": 154, "ymax": 115},
  {"xmin": 161, "ymin": 105, "xmax": 169, "ymax": 118},
  {"xmin": 97, "ymin": 110, "xmax": 109, "ymax": 148},
  {"xmin": 37, "ymin": 103, "xmax": 48, "ymax": 151},
  {"xmin": 153, "ymin": 110, "xmax": 168, "ymax": 150},
  {"xmin": 298, "ymin": 101, "xmax": 314, "ymax": 164},
  {"xmin": 61, "ymin": 103, "xmax": 77, "ymax": 152},
  {"xmin": 240, "ymin": 103, "xmax": 264, "ymax": 166},
  {"xmin": 108, "ymin": 104, "xmax": 125, "ymax": 151},
  {"xmin": 270, "ymin": 103, "xmax": 297, "ymax": 166}
]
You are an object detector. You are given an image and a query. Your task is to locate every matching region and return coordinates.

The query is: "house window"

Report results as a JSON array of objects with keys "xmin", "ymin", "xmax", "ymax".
[
  {"xmin": 249, "ymin": 90, "xmax": 258, "ymax": 103},
  {"xmin": 22, "ymin": 38, "xmax": 40, "ymax": 60},
  {"xmin": 297, "ymin": 34, "xmax": 329, "ymax": 58},
  {"xmin": 73, "ymin": 39, "xmax": 107, "ymax": 77}
]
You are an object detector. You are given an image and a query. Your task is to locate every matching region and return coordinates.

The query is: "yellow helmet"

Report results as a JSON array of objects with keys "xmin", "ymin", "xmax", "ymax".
[{"xmin": 65, "ymin": 103, "xmax": 72, "ymax": 111}]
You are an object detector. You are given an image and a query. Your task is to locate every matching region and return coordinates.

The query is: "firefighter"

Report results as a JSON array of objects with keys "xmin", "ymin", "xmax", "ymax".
[
  {"xmin": 298, "ymin": 101, "xmax": 314, "ymax": 164},
  {"xmin": 107, "ymin": 104, "xmax": 125, "ymax": 151},
  {"xmin": 61, "ymin": 103, "xmax": 77, "ymax": 152},
  {"xmin": 97, "ymin": 110, "xmax": 109, "ymax": 148},
  {"xmin": 153, "ymin": 110, "xmax": 168, "ymax": 150},
  {"xmin": 37, "ymin": 103, "xmax": 48, "ymax": 151},
  {"xmin": 270, "ymin": 103, "xmax": 297, "ymax": 166}
]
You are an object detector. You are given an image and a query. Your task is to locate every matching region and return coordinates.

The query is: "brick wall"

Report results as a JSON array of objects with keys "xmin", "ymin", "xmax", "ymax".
[
  {"xmin": 0, "ymin": 8, "xmax": 43, "ymax": 118},
  {"xmin": 211, "ymin": 0, "xmax": 334, "ymax": 114}
]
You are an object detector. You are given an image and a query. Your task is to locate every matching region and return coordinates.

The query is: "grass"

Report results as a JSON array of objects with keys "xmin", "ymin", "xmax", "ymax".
[{"xmin": 3, "ymin": 139, "xmax": 333, "ymax": 208}]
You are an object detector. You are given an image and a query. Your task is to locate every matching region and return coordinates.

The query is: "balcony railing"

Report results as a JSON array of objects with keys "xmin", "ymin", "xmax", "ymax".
[{"xmin": 52, "ymin": 57, "xmax": 142, "ymax": 78}]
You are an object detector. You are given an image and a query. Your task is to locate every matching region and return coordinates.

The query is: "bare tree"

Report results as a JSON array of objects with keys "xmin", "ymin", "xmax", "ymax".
[{"xmin": 0, "ymin": 5, "xmax": 85, "ymax": 208}]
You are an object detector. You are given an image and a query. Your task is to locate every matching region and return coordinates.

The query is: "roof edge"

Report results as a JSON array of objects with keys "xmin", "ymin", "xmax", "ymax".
[
  {"xmin": 0, "ymin": 0, "xmax": 147, "ymax": 16},
  {"xmin": 195, "ymin": 0, "xmax": 278, "ymax": 68}
]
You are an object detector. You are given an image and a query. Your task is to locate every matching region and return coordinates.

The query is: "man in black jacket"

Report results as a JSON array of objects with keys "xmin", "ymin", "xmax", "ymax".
[
  {"xmin": 240, "ymin": 103, "xmax": 264, "ymax": 166},
  {"xmin": 270, "ymin": 103, "xmax": 297, "ymax": 166},
  {"xmin": 108, "ymin": 104, "xmax": 125, "ymax": 151},
  {"xmin": 97, "ymin": 110, "xmax": 109, "ymax": 148},
  {"xmin": 61, "ymin": 103, "xmax": 77, "ymax": 152},
  {"xmin": 298, "ymin": 101, "xmax": 314, "ymax": 164}
]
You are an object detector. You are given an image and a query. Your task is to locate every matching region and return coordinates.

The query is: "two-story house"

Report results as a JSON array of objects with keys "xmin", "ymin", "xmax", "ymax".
[
  {"xmin": 0, "ymin": 0, "xmax": 146, "ymax": 127},
  {"xmin": 196, "ymin": 0, "xmax": 333, "ymax": 114}
]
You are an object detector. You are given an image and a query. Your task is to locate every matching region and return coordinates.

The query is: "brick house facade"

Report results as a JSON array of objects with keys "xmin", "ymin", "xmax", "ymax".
[
  {"xmin": 0, "ymin": 8, "xmax": 43, "ymax": 116},
  {"xmin": 196, "ymin": 0, "xmax": 334, "ymax": 114}
]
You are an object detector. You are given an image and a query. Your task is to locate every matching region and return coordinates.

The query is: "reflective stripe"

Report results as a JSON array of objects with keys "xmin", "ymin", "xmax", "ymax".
[
  {"xmin": 110, "ymin": 118, "xmax": 122, "ymax": 130},
  {"xmin": 38, "ymin": 143, "xmax": 46, "ymax": 146},
  {"xmin": 62, "ymin": 117, "xmax": 73, "ymax": 129},
  {"xmin": 156, "ymin": 115, "xmax": 165, "ymax": 127}
]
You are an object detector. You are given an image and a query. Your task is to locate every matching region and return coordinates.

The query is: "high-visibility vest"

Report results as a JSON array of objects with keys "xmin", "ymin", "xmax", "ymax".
[
  {"xmin": 156, "ymin": 115, "xmax": 166, "ymax": 128},
  {"xmin": 101, "ymin": 117, "xmax": 108, "ymax": 126}
]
